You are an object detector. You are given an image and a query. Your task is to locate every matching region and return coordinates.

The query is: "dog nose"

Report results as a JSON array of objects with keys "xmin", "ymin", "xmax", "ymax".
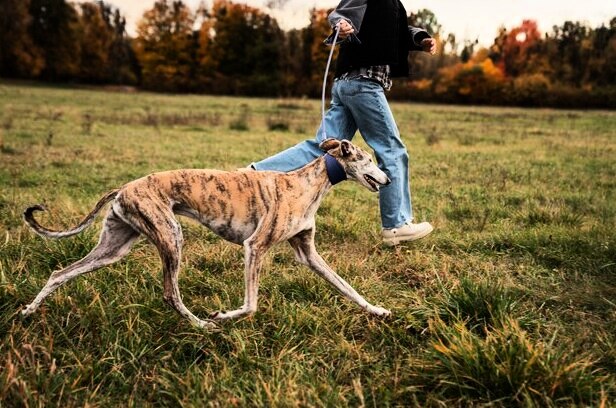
[{"xmin": 385, "ymin": 177, "xmax": 391, "ymax": 185}]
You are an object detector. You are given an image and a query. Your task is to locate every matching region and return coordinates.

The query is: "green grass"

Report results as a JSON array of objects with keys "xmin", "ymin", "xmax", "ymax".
[{"xmin": 1, "ymin": 81, "xmax": 615, "ymax": 406}]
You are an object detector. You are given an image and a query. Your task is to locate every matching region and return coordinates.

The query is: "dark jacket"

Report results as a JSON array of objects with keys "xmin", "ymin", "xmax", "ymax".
[{"xmin": 326, "ymin": 0, "xmax": 431, "ymax": 78}]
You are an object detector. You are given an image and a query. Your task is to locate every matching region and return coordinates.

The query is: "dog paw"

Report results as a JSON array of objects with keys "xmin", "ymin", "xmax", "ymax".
[
  {"xmin": 369, "ymin": 306, "xmax": 391, "ymax": 317},
  {"xmin": 194, "ymin": 319, "xmax": 218, "ymax": 329},
  {"xmin": 209, "ymin": 310, "xmax": 227, "ymax": 319},
  {"xmin": 20, "ymin": 306, "xmax": 34, "ymax": 317}
]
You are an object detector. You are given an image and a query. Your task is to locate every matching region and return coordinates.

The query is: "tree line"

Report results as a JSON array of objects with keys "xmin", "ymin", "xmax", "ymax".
[{"xmin": 0, "ymin": 0, "xmax": 614, "ymax": 108}]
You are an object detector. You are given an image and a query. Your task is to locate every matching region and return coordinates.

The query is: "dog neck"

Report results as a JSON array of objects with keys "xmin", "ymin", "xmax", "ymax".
[
  {"xmin": 324, "ymin": 154, "xmax": 347, "ymax": 185},
  {"xmin": 288, "ymin": 156, "xmax": 341, "ymax": 210}
]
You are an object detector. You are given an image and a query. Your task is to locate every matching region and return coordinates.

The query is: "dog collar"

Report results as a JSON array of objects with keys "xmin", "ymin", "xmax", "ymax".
[{"xmin": 324, "ymin": 153, "xmax": 347, "ymax": 185}]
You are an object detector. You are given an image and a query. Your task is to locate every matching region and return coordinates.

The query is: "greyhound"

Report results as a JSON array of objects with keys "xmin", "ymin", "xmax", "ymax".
[{"xmin": 21, "ymin": 139, "xmax": 392, "ymax": 328}]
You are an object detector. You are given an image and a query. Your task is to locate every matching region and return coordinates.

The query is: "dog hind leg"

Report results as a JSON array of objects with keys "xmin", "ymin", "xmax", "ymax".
[
  {"xmin": 134, "ymin": 211, "xmax": 216, "ymax": 329},
  {"xmin": 21, "ymin": 210, "xmax": 139, "ymax": 316},
  {"xmin": 288, "ymin": 229, "xmax": 391, "ymax": 317}
]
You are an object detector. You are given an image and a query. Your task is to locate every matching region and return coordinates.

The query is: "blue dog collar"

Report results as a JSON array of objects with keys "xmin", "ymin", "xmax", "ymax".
[{"xmin": 324, "ymin": 153, "xmax": 347, "ymax": 185}]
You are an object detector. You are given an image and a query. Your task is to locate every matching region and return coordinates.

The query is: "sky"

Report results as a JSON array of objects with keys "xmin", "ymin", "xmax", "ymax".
[{"xmin": 95, "ymin": 0, "xmax": 614, "ymax": 46}]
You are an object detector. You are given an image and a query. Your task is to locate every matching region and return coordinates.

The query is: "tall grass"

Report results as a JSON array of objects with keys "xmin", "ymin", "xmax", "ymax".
[
  {"xmin": 421, "ymin": 318, "xmax": 608, "ymax": 405},
  {"xmin": 0, "ymin": 82, "xmax": 614, "ymax": 406}
]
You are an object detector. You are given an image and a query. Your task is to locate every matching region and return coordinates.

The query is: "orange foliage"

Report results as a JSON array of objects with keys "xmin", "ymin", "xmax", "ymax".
[
  {"xmin": 134, "ymin": 0, "xmax": 195, "ymax": 91},
  {"xmin": 433, "ymin": 56, "xmax": 505, "ymax": 102},
  {"xmin": 309, "ymin": 9, "xmax": 335, "ymax": 85},
  {"xmin": 494, "ymin": 20, "xmax": 547, "ymax": 77}
]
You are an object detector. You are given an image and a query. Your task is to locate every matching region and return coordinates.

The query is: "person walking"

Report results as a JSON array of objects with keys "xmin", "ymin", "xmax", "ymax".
[{"xmin": 251, "ymin": 0, "xmax": 436, "ymax": 246}]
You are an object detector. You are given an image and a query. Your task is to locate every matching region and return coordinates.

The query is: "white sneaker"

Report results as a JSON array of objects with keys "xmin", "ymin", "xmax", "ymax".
[
  {"xmin": 382, "ymin": 222, "xmax": 434, "ymax": 246},
  {"xmin": 236, "ymin": 164, "xmax": 256, "ymax": 171}
]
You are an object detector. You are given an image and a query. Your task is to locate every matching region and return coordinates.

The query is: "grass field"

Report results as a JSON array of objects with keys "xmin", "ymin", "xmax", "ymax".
[{"xmin": 0, "ymin": 81, "xmax": 615, "ymax": 406}]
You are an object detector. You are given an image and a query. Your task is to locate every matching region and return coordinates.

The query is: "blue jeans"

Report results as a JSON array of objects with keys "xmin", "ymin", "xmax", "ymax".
[{"xmin": 253, "ymin": 77, "xmax": 412, "ymax": 229}]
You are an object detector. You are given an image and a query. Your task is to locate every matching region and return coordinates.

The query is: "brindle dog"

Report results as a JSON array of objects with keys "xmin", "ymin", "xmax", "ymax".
[{"xmin": 21, "ymin": 139, "xmax": 392, "ymax": 328}]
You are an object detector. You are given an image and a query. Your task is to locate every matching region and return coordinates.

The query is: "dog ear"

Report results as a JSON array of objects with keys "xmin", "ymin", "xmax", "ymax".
[
  {"xmin": 319, "ymin": 138, "xmax": 341, "ymax": 152},
  {"xmin": 340, "ymin": 140, "xmax": 353, "ymax": 157}
]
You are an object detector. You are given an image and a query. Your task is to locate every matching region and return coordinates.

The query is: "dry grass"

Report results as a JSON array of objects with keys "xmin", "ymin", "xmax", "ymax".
[{"xmin": 0, "ymin": 82, "xmax": 614, "ymax": 406}]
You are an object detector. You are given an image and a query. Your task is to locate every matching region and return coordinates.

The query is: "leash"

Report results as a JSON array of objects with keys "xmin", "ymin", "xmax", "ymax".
[
  {"xmin": 320, "ymin": 24, "xmax": 340, "ymax": 142},
  {"xmin": 320, "ymin": 23, "xmax": 348, "ymax": 186}
]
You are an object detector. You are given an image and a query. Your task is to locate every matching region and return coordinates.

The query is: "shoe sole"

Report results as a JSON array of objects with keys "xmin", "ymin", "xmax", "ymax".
[{"xmin": 382, "ymin": 224, "xmax": 434, "ymax": 246}]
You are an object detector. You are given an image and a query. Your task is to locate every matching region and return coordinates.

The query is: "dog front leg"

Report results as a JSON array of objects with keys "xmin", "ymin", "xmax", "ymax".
[
  {"xmin": 290, "ymin": 231, "xmax": 391, "ymax": 317},
  {"xmin": 209, "ymin": 241, "xmax": 264, "ymax": 321},
  {"xmin": 309, "ymin": 252, "xmax": 391, "ymax": 317}
]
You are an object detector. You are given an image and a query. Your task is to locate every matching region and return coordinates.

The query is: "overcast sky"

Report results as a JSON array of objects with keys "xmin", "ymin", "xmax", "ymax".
[{"xmin": 94, "ymin": 0, "xmax": 614, "ymax": 46}]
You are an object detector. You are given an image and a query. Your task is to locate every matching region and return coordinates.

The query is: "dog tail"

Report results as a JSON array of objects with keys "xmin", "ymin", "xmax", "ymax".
[{"xmin": 23, "ymin": 189, "xmax": 120, "ymax": 239}]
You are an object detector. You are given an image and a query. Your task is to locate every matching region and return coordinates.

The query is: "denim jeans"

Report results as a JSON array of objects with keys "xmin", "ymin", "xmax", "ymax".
[{"xmin": 252, "ymin": 77, "xmax": 412, "ymax": 229}]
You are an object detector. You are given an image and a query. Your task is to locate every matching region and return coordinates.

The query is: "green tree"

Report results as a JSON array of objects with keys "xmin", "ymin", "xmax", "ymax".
[
  {"xmin": 549, "ymin": 21, "xmax": 592, "ymax": 85},
  {"xmin": 586, "ymin": 18, "xmax": 616, "ymax": 86},
  {"xmin": 408, "ymin": 8, "xmax": 441, "ymax": 36}
]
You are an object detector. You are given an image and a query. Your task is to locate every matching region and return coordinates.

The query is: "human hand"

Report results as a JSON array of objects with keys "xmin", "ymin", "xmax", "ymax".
[
  {"xmin": 421, "ymin": 38, "xmax": 437, "ymax": 55},
  {"xmin": 336, "ymin": 19, "xmax": 355, "ymax": 39}
]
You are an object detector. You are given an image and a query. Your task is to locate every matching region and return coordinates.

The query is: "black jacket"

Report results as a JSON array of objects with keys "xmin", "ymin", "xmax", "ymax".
[{"xmin": 327, "ymin": 0, "xmax": 431, "ymax": 78}]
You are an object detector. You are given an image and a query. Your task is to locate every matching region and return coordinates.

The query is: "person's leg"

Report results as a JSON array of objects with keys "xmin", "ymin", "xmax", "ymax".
[
  {"xmin": 252, "ymin": 82, "xmax": 358, "ymax": 172},
  {"xmin": 337, "ymin": 78, "xmax": 433, "ymax": 245},
  {"xmin": 338, "ymin": 79, "xmax": 412, "ymax": 229}
]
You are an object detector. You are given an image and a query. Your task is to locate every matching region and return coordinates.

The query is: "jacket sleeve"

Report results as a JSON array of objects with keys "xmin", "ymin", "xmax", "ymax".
[
  {"xmin": 324, "ymin": 0, "xmax": 367, "ymax": 45},
  {"xmin": 409, "ymin": 26, "xmax": 431, "ymax": 51}
]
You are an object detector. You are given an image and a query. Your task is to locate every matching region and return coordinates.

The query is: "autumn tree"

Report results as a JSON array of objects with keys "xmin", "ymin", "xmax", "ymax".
[
  {"xmin": 407, "ymin": 9, "xmax": 458, "ymax": 81},
  {"xmin": 79, "ymin": 2, "xmax": 113, "ymax": 82},
  {"xmin": 98, "ymin": 3, "xmax": 139, "ymax": 84},
  {"xmin": 307, "ymin": 8, "xmax": 334, "ymax": 95},
  {"xmin": 134, "ymin": 0, "xmax": 195, "ymax": 91},
  {"xmin": 0, "ymin": 0, "xmax": 45, "ymax": 78},
  {"xmin": 197, "ymin": 0, "xmax": 284, "ymax": 95},
  {"xmin": 29, "ymin": 0, "xmax": 82, "ymax": 80},
  {"xmin": 432, "ymin": 52, "xmax": 506, "ymax": 104},
  {"xmin": 279, "ymin": 28, "xmax": 305, "ymax": 95},
  {"xmin": 493, "ymin": 20, "xmax": 544, "ymax": 78}
]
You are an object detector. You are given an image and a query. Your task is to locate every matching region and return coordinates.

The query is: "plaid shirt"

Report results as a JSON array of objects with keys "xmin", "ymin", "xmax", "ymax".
[{"xmin": 337, "ymin": 65, "xmax": 393, "ymax": 91}]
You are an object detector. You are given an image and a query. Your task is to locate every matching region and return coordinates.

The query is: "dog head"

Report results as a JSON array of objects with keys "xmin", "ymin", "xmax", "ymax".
[{"xmin": 319, "ymin": 139, "xmax": 391, "ymax": 192}]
